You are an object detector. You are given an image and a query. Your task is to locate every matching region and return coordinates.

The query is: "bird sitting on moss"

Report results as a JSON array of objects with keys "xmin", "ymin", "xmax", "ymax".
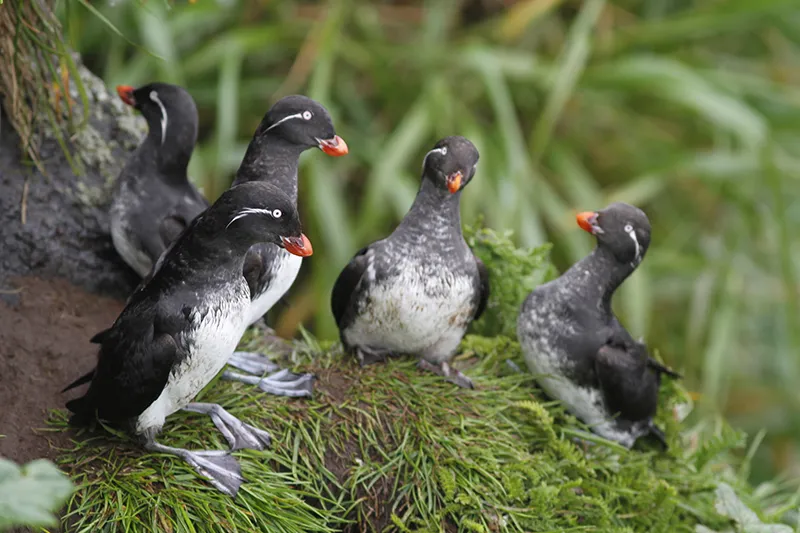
[{"xmin": 516, "ymin": 202, "xmax": 680, "ymax": 448}]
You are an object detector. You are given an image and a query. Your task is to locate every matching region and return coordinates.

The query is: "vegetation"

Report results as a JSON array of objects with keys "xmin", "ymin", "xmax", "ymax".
[
  {"xmin": 47, "ymin": 0, "xmax": 800, "ymax": 483},
  {"xmin": 50, "ymin": 330, "xmax": 796, "ymax": 532},
  {"xmin": 0, "ymin": 458, "xmax": 74, "ymax": 531},
  {"xmin": 42, "ymin": 220, "xmax": 797, "ymax": 532},
  {"xmin": 1, "ymin": 0, "xmax": 798, "ymax": 500}
]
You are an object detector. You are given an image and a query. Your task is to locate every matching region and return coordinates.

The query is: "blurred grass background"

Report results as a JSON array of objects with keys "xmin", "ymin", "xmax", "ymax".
[{"xmin": 55, "ymin": 0, "xmax": 799, "ymax": 484}]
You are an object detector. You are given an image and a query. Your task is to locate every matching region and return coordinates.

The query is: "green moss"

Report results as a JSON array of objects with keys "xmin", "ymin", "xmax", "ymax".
[
  {"xmin": 49, "ymin": 333, "xmax": 792, "ymax": 532},
  {"xmin": 50, "ymin": 227, "xmax": 796, "ymax": 532},
  {"xmin": 464, "ymin": 221, "xmax": 557, "ymax": 339}
]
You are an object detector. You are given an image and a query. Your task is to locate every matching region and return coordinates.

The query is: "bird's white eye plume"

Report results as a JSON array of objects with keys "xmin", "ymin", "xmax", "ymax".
[
  {"xmin": 625, "ymin": 223, "xmax": 641, "ymax": 264},
  {"xmin": 226, "ymin": 207, "xmax": 282, "ymax": 228},
  {"xmin": 421, "ymin": 146, "xmax": 448, "ymax": 170},
  {"xmin": 302, "ymin": 111, "xmax": 312, "ymax": 120},
  {"xmin": 149, "ymin": 91, "xmax": 168, "ymax": 146},
  {"xmin": 264, "ymin": 112, "xmax": 305, "ymax": 133}
]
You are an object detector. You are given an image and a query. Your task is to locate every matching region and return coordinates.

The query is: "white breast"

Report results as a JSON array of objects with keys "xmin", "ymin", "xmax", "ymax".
[
  {"xmin": 246, "ymin": 251, "xmax": 302, "ymax": 326},
  {"xmin": 136, "ymin": 283, "xmax": 250, "ymax": 433},
  {"xmin": 344, "ymin": 257, "xmax": 475, "ymax": 363}
]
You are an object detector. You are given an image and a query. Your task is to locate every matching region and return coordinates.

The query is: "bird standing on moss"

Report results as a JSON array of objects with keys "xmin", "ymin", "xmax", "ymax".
[
  {"xmin": 516, "ymin": 202, "xmax": 680, "ymax": 448},
  {"xmin": 219, "ymin": 95, "xmax": 348, "ymax": 396},
  {"xmin": 64, "ymin": 182, "xmax": 313, "ymax": 497},
  {"xmin": 331, "ymin": 136, "xmax": 489, "ymax": 389},
  {"xmin": 110, "ymin": 83, "xmax": 208, "ymax": 278}
]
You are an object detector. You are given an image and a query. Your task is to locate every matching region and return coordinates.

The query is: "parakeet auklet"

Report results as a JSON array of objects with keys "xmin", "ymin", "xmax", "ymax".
[
  {"xmin": 330, "ymin": 136, "xmax": 489, "ymax": 389},
  {"xmin": 63, "ymin": 181, "xmax": 313, "ymax": 497},
  {"xmin": 110, "ymin": 82, "xmax": 208, "ymax": 277},
  {"xmin": 516, "ymin": 202, "xmax": 680, "ymax": 448},
  {"xmin": 221, "ymin": 95, "xmax": 347, "ymax": 394}
]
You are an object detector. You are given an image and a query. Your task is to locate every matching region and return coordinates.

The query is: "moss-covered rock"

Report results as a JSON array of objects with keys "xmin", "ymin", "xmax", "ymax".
[
  {"xmin": 51, "ymin": 329, "xmax": 792, "ymax": 533},
  {"xmin": 51, "ymin": 224, "xmax": 796, "ymax": 533}
]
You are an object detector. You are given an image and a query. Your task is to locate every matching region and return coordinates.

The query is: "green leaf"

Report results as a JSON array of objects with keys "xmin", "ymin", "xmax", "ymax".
[
  {"xmin": 713, "ymin": 483, "xmax": 793, "ymax": 533},
  {"xmin": 0, "ymin": 458, "xmax": 74, "ymax": 529}
]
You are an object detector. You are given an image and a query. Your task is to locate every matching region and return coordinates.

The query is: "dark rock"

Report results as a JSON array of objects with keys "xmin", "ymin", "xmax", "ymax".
[{"xmin": 0, "ymin": 62, "xmax": 146, "ymax": 298}]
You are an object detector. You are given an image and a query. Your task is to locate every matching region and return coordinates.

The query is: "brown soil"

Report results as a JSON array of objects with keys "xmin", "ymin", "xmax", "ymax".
[{"xmin": 0, "ymin": 276, "xmax": 124, "ymax": 463}]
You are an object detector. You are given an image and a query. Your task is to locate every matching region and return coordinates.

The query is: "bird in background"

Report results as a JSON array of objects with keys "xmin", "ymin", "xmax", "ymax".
[
  {"xmin": 218, "ymin": 95, "xmax": 348, "ymax": 398},
  {"xmin": 110, "ymin": 82, "xmax": 208, "ymax": 278}
]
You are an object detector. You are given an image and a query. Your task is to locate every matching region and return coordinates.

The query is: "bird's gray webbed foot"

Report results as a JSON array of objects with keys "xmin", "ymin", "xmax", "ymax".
[
  {"xmin": 144, "ymin": 439, "xmax": 243, "ymax": 497},
  {"xmin": 355, "ymin": 346, "xmax": 391, "ymax": 366},
  {"xmin": 183, "ymin": 402, "xmax": 271, "ymax": 451},
  {"xmin": 226, "ymin": 351, "xmax": 281, "ymax": 375},
  {"xmin": 223, "ymin": 368, "xmax": 314, "ymax": 398},
  {"xmin": 418, "ymin": 360, "xmax": 475, "ymax": 389}
]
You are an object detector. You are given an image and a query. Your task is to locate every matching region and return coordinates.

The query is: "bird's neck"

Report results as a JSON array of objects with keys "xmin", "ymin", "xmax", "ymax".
[
  {"xmin": 562, "ymin": 245, "xmax": 636, "ymax": 311},
  {"xmin": 394, "ymin": 178, "xmax": 463, "ymax": 241},
  {"xmin": 140, "ymin": 119, "xmax": 196, "ymax": 181},
  {"xmin": 232, "ymin": 134, "xmax": 304, "ymax": 205}
]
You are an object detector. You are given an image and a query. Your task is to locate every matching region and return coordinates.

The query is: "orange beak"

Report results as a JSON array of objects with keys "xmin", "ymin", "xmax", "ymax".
[
  {"xmin": 318, "ymin": 135, "xmax": 348, "ymax": 157},
  {"xmin": 576, "ymin": 211, "xmax": 599, "ymax": 234},
  {"xmin": 116, "ymin": 85, "xmax": 136, "ymax": 107},
  {"xmin": 446, "ymin": 171, "xmax": 463, "ymax": 194},
  {"xmin": 281, "ymin": 234, "xmax": 313, "ymax": 257}
]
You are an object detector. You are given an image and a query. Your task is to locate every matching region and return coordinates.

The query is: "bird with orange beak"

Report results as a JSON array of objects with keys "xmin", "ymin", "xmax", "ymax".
[
  {"xmin": 219, "ymin": 95, "xmax": 348, "ymax": 397},
  {"xmin": 330, "ymin": 136, "xmax": 488, "ymax": 389},
  {"xmin": 64, "ymin": 182, "xmax": 313, "ymax": 497},
  {"xmin": 109, "ymin": 82, "xmax": 208, "ymax": 278},
  {"xmin": 516, "ymin": 202, "xmax": 681, "ymax": 449}
]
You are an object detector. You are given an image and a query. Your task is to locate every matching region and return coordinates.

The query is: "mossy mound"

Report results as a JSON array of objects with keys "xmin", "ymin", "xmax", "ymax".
[{"xmin": 51, "ymin": 330, "xmax": 790, "ymax": 533}]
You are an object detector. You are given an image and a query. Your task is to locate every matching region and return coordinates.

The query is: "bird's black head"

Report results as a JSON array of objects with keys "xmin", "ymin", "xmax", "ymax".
[
  {"xmin": 117, "ymin": 82, "xmax": 198, "ymax": 150},
  {"xmin": 421, "ymin": 136, "xmax": 480, "ymax": 194},
  {"xmin": 576, "ymin": 202, "xmax": 651, "ymax": 266},
  {"xmin": 254, "ymin": 95, "xmax": 348, "ymax": 157},
  {"xmin": 210, "ymin": 182, "xmax": 313, "ymax": 257}
]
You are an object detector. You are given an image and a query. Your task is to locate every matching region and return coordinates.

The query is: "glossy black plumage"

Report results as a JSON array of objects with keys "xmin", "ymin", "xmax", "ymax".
[
  {"xmin": 218, "ymin": 96, "xmax": 346, "ymax": 392},
  {"xmin": 228, "ymin": 95, "xmax": 347, "ymax": 327},
  {"xmin": 65, "ymin": 182, "xmax": 310, "ymax": 496}
]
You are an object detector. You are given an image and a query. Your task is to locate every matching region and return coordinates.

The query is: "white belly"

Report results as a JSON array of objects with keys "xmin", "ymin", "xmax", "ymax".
[
  {"xmin": 247, "ymin": 252, "xmax": 302, "ymax": 326},
  {"xmin": 136, "ymin": 294, "xmax": 249, "ymax": 433},
  {"xmin": 344, "ymin": 267, "xmax": 475, "ymax": 362}
]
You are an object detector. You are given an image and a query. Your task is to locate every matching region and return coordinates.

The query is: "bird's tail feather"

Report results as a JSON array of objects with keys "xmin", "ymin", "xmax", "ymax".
[
  {"xmin": 647, "ymin": 358, "xmax": 682, "ymax": 380},
  {"xmin": 61, "ymin": 369, "xmax": 95, "ymax": 393},
  {"xmin": 65, "ymin": 394, "xmax": 95, "ymax": 427}
]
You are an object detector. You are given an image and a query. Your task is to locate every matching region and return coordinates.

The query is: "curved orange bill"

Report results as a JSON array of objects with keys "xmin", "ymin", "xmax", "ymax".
[
  {"xmin": 319, "ymin": 135, "xmax": 348, "ymax": 157},
  {"xmin": 446, "ymin": 171, "xmax": 463, "ymax": 194},
  {"xmin": 576, "ymin": 211, "xmax": 598, "ymax": 234},
  {"xmin": 116, "ymin": 85, "xmax": 136, "ymax": 107},
  {"xmin": 281, "ymin": 234, "xmax": 313, "ymax": 257}
]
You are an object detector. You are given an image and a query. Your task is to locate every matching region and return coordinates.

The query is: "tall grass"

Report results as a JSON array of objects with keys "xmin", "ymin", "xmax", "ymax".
[{"xmin": 56, "ymin": 0, "xmax": 800, "ymax": 482}]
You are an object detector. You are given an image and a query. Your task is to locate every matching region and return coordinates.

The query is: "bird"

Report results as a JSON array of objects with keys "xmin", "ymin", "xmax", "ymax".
[
  {"xmin": 110, "ymin": 82, "xmax": 209, "ymax": 278},
  {"xmin": 330, "ymin": 136, "xmax": 489, "ymax": 389},
  {"xmin": 516, "ymin": 202, "xmax": 680, "ymax": 449},
  {"xmin": 63, "ymin": 181, "xmax": 313, "ymax": 497},
  {"xmin": 220, "ymin": 95, "xmax": 348, "ymax": 395}
]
